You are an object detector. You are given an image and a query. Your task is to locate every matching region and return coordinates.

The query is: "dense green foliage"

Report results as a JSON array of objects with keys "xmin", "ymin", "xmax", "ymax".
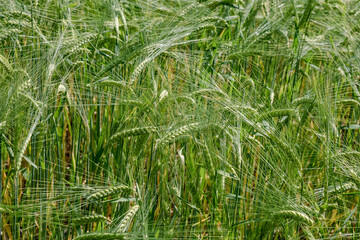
[{"xmin": 1, "ymin": 0, "xmax": 360, "ymax": 239}]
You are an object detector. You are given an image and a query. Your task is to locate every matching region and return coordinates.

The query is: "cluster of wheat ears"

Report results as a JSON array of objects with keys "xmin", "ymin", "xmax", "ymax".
[{"xmin": 0, "ymin": 0, "xmax": 360, "ymax": 239}]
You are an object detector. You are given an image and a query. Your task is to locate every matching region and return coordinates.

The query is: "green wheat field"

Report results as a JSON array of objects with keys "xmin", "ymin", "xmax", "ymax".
[{"xmin": 1, "ymin": 0, "xmax": 360, "ymax": 239}]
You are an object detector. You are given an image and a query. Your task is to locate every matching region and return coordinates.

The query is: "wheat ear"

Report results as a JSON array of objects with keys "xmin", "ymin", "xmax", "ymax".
[
  {"xmin": 292, "ymin": 95, "xmax": 316, "ymax": 106},
  {"xmin": 73, "ymin": 233, "xmax": 124, "ymax": 240},
  {"xmin": 98, "ymin": 80, "xmax": 127, "ymax": 88},
  {"xmin": 328, "ymin": 182, "xmax": 358, "ymax": 194},
  {"xmin": 336, "ymin": 99, "xmax": 360, "ymax": 106},
  {"xmin": 271, "ymin": 210, "xmax": 314, "ymax": 225},
  {"xmin": 193, "ymin": 24, "xmax": 216, "ymax": 33},
  {"xmin": 115, "ymin": 204, "xmax": 140, "ymax": 232},
  {"xmin": 111, "ymin": 126, "xmax": 158, "ymax": 141},
  {"xmin": 0, "ymin": 121, "xmax": 6, "ymax": 131},
  {"xmin": 158, "ymin": 122, "xmax": 203, "ymax": 145},
  {"xmin": 129, "ymin": 58, "xmax": 152, "ymax": 84},
  {"xmin": 73, "ymin": 213, "xmax": 111, "ymax": 225},
  {"xmin": 0, "ymin": 29, "xmax": 21, "ymax": 42},
  {"xmin": 87, "ymin": 185, "xmax": 132, "ymax": 202},
  {"xmin": 257, "ymin": 109, "xmax": 298, "ymax": 122},
  {"xmin": 0, "ymin": 53, "xmax": 13, "ymax": 72}
]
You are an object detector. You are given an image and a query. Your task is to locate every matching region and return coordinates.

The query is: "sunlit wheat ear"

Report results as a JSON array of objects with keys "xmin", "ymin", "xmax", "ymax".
[
  {"xmin": 63, "ymin": 33, "xmax": 98, "ymax": 56},
  {"xmin": 12, "ymin": 74, "xmax": 42, "ymax": 171},
  {"xmin": 206, "ymin": 0, "xmax": 236, "ymax": 9},
  {"xmin": 87, "ymin": 185, "xmax": 133, "ymax": 202},
  {"xmin": 158, "ymin": 89, "xmax": 169, "ymax": 102},
  {"xmin": 179, "ymin": 3, "xmax": 204, "ymax": 17},
  {"xmin": 17, "ymin": 78, "xmax": 32, "ymax": 95},
  {"xmin": 155, "ymin": 7, "xmax": 175, "ymax": 16},
  {"xmin": 57, "ymin": 83, "xmax": 66, "ymax": 94},
  {"xmin": 332, "ymin": 151, "xmax": 360, "ymax": 159},
  {"xmin": 129, "ymin": 58, "xmax": 152, "ymax": 84},
  {"xmin": 111, "ymin": 126, "xmax": 158, "ymax": 141},
  {"xmin": 292, "ymin": 95, "xmax": 316, "ymax": 106},
  {"xmin": 328, "ymin": 182, "xmax": 358, "ymax": 194},
  {"xmin": 302, "ymin": 227, "xmax": 316, "ymax": 240},
  {"xmin": 114, "ymin": 204, "xmax": 140, "ymax": 233},
  {"xmin": 0, "ymin": 121, "xmax": 5, "ymax": 130},
  {"xmin": 6, "ymin": 10, "xmax": 33, "ymax": 20},
  {"xmin": 191, "ymin": 88, "xmax": 227, "ymax": 99},
  {"xmin": 104, "ymin": 21, "xmax": 139, "ymax": 31},
  {"xmin": 193, "ymin": 23, "xmax": 216, "ymax": 33},
  {"xmin": 15, "ymin": 112, "xmax": 42, "ymax": 172},
  {"xmin": 0, "ymin": 53, "xmax": 13, "ymax": 73},
  {"xmin": 114, "ymin": 7, "xmax": 127, "ymax": 30},
  {"xmin": 271, "ymin": 210, "xmax": 314, "ymax": 225},
  {"xmin": 224, "ymin": 105, "xmax": 258, "ymax": 117},
  {"xmin": 257, "ymin": 109, "xmax": 298, "ymax": 122},
  {"xmin": 158, "ymin": 122, "xmax": 209, "ymax": 145},
  {"xmin": 73, "ymin": 233, "xmax": 124, "ymax": 240},
  {"xmin": 198, "ymin": 16, "xmax": 229, "ymax": 27},
  {"xmin": 98, "ymin": 48, "xmax": 115, "ymax": 56},
  {"xmin": 5, "ymin": 18, "xmax": 33, "ymax": 28},
  {"xmin": 336, "ymin": 99, "xmax": 360, "ymax": 106},
  {"xmin": 73, "ymin": 60, "xmax": 85, "ymax": 67},
  {"xmin": 72, "ymin": 213, "xmax": 111, "ymax": 226},
  {"xmin": 5, "ymin": 18, "xmax": 49, "ymax": 45},
  {"xmin": 0, "ymin": 28, "xmax": 21, "ymax": 42}
]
